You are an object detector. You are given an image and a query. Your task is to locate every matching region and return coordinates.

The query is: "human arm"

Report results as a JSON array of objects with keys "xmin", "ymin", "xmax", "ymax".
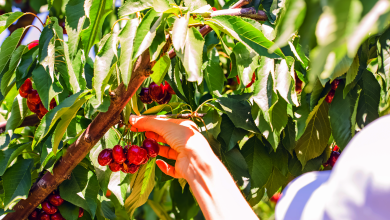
[{"xmin": 129, "ymin": 115, "xmax": 258, "ymax": 220}]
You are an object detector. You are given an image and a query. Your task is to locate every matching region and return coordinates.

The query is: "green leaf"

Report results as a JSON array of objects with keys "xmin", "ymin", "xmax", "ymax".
[
  {"xmin": 124, "ymin": 158, "xmax": 156, "ymax": 217},
  {"xmin": 5, "ymin": 95, "xmax": 28, "ymax": 132},
  {"xmin": 147, "ymin": 200, "xmax": 171, "ymax": 220},
  {"xmin": 206, "ymin": 16, "xmax": 285, "ymax": 58},
  {"xmin": 0, "ymin": 142, "xmax": 30, "ymax": 176},
  {"xmin": 65, "ymin": 0, "xmax": 87, "ymax": 57},
  {"xmin": 142, "ymin": 102, "xmax": 184, "ymax": 115},
  {"xmin": 118, "ymin": 0, "xmax": 153, "ymax": 17},
  {"xmin": 270, "ymin": 94, "xmax": 288, "ymax": 134},
  {"xmin": 58, "ymin": 201, "xmax": 80, "ymax": 220},
  {"xmin": 265, "ymin": 167, "xmax": 288, "ymax": 198},
  {"xmin": 356, "ymin": 70, "xmax": 380, "ymax": 129},
  {"xmin": 149, "ymin": 23, "xmax": 167, "ymax": 61},
  {"xmin": 170, "ymin": 179, "xmax": 199, "ymax": 220},
  {"xmin": 199, "ymin": 109, "xmax": 221, "ymax": 139},
  {"xmin": 3, "ymin": 159, "xmax": 33, "ymax": 210},
  {"xmin": 61, "ymin": 42, "xmax": 83, "ymax": 93},
  {"xmin": 183, "ymin": 27, "xmax": 205, "ymax": 84},
  {"xmin": 216, "ymin": 97, "xmax": 260, "ymax": 133},
  {"xmin": 119, "ymin": 18, "xmax": 139, "ymax": 88},
  {"xmin": 151, "ymin": 55, "xmax": 171, "ymax": 85},
  {"xmin": 294, "ymin": 101, "xmax": 331, "ymax": 167},
  {"xmin": 329, "ymin": 83, "xmax": 359, "ymax": 150},
  {"xmin": 345, "ymin": 55, "xmax": 360, "ymax": 97},
  {"xmin": 378, "ymin": 28, "xmax": 390, "ymax": 91},
  {"xmin": 184, "ymin": 0, "xmax": 207, "ymax": 11},
  {"xmin": 204, "ymin": 49, "xmax": 224, "ymax": 96},
  {"xmin": 132, "ymin": 9, "xmax": 162, "ymax": 60},
  {"xmin": 1, "ymin": 45, "xmax": 27, "ymax": 94},
  {"xmin": 93, "ymin": 33, "xmax": 118, "ymax": 105},
  {"xmin": 270, "ymin": 146, "xmax": 289, "ymax": 176},
  {"xmin": 52, "ymin": 94, "xmax": 90, "ymax": 154},
  {"xmin": 0, "ymin": 12, "xmax": 24, "ymax": 35},
  {"xmin": 32, "ymin": 65, "xmax": 63, "ymax": 110},
  {"xmin": 81, "ymin": 0, "xmax": 113, "ymax": 56},
  {"xmin": 275, "ymin": 57, "xmax": 299, "ymax": 106},
  {"xmin": 282, "ymin": 117, "xmax": 296, "ymax": 155},
  {"xmin": 232, "ymin": 43, "xmax": 259, "ymax": 88},
  {"xmin": 32, "ymin": 91, "xmax": 89, "ymax": 148},
  {"xmin": 241, "ymin": 136, "xmax": 273, "ymax": 205},
  {"xmin": 0, "ymin": 28, "xmax": 25, "ymax": 75},
  {"xmin": 172, "ymin": 13, "xmax": 190, "ymax": 52},
  {"xmin": 219, "ymin": 114, "xmax": 248, "ymax": 151},
  {"xmin": 39, "ymin": 25, "xmax": 56, "ymax": 77},
  {"xmin": 221, "ymin": 148, "xmax": 251, "ymax": 196}
]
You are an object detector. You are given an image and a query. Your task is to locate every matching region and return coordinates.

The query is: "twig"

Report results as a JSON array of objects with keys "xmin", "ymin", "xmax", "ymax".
[{"xmin": 210, "ymin": 7, "xmax": 267, "ymax": 21}]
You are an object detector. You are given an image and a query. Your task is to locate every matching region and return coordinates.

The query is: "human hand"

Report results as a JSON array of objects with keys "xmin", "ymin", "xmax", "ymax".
[{"xmin": 129, "ymin": 115, "xmax": 216, "ymax": 180}]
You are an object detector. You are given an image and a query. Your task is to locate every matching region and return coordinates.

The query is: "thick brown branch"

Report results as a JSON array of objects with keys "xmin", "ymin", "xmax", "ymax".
[{"xmin": 210, "ymin": 8, "xmax": 267, "ymax": 21}]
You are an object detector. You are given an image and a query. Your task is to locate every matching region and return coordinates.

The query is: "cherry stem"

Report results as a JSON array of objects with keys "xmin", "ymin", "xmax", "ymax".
[
  {"xmin": 111, "ymin": 18, "xmax": 130, "ymax": 31},
  {"xmin": 24, "ymin": 12, "xmax": 45, "ymax": 27},
  {"xmin": 25, "ymin": 25, "xmax": 42, "ymax": 33}
]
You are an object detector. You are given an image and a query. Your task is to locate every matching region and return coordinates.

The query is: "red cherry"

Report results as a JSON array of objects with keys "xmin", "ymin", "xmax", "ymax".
[
  {"xmin": 19, "ymin": 78, "xmax": 33, "ymax": 98},
  {"xmin": 325, "ymin": 90, "xmax": 335, "ymax": 103},
  {"xmin": 41, "ymin": 201, "xmax": 58, "ymax": 214},
  {"xmin": 164, "ymin": 81, "xmax": 175, "ymax": 95},
  {"xmin": 245, "ymin": 72, "xmax": 256, "ymax": 88},
  {"xmin": 212, "ymin": 7, "xmax": 217, "ymax": 11},
  {"xmin": 78, "ymin": 208, "xmax": 84, "ymax": 218},
  {"xmin": 333, "ymin": 145, "xmax": 340, "ymax": 152},
  {"xmin": 29, "ymin": 208, "xmax": 40, "ymax": 220},
  {"xmin": 50, "ymin": 99, "xmax": 57, "ymax": 109},
  {"xmin": 109, "ymin": 162, "xmax": 121, "ymax": 172},
  {"xmin": 156, "ymin": 92, "xmax": 172, "ymax": 105},
  {"xmin": 142, "ymin": 138, "xmax": 160, "ymax": 158},
  {"xmin": 28, "ymin": 40, "xmax": 39, "ymax": 50},
  {"xmin": 28, "ymin": 90, "xmax": 41, "ymax": 105},
  {"xmin": 149, "ymin": 82, "xmax": 165, "ymax": 102},
  {"xmin": 141, "ymin": 155, "xmax": 149, "ymax": 165},
  {"xmin": 327, "ymin": 151, "xmax": 340, "ymax": 167},
  {"xmin": 50, "ymin": 212, "xmax": 63, "ymax": 220},
  {"xmin": 106, "ymin": 189, "xmax": 112, "ymax": 197},
  {"xmin": 235, "ymin": 75, "xmax": 240, "ymax": 85},
  {"xmin": 126, "ymin": 145, "xmax": 148, "ymax": 165},
  {"xmin": 39, "ymin": 212, "xmax": 51, "ymax": 220},
  {"xmin": 98, "ymin": 149, "xmax": 113, "ymax": 166},
  {"xmin": 39, "ymin": 103, "xmax": 49, "ymax": 116},
  {"xmin": 48, "ymin": 194, "xmax": 64, "ymax": 207},
  {"xmin": 139, "ymin": 87, "xmax": 153, "ymax": 104},
  {"xmin": 121, "ymin": 161, "xmax": 140, "ymax": 174},
  {"xmin": 27, "ymin": 100, "xmax": 40, "ymax": 113},
  {"xmin": 270, "ymin": 192, "xmax": 281, "ymax": 203},
  {"xmin": 331, "ymin": 80, "xmax": 340, "ymax": 90},
  {"xmin": 112, "ymin": 145, "xmax": 126, "ymax": 163}
]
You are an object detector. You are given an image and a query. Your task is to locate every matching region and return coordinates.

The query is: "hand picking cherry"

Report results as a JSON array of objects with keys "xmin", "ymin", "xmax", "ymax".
[
  {"xmin": 149, "ymin": 82, "xmax": 165, "ymax": 102},
  {"xmin": 79, "ymin": 208, "xmax": 84, "ymax": 218},
  {"xmin": 28, "ymin": 90, "xmax": 41, "ymax": 105},
  {"xmin": 48, "ymin": 194, "xmax": 64, "ymax": 207},
  {"xmin": 142, "ymin": 138, "xmax": 159, "ymax": 158},
  {"xmin": 139, "ymin": 87, "xmax": 153, "ymax": 104},
  {"xmin": 41, "ymin": 201, "xmax": 58, "ymax": 214},
  {"xmin": 112, "ymin": 145, "xmax": 126, "ymax": 163},
  {"xmin": 98, "ymin": 149, "xmax": 113, "ymax": 166},
  {"xmin": 19, "ymin": 78, "xmax": 33, "ymax": 98},
  {"xmin": 109, "ymin": 162, "xmax": 122, "ymax": 172},
  {"xmin": 126, "ymin": 145, "xmax": 148, "ymax": 165}
]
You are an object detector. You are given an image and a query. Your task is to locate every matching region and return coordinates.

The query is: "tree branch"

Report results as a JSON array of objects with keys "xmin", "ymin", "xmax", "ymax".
[
  {"xmin": 210, "ymin": 7, "xmax": 267, "ymax": 21},
  {"xmin": 0, "ymin": 115, "xmax": 40, "ymax": 134}
]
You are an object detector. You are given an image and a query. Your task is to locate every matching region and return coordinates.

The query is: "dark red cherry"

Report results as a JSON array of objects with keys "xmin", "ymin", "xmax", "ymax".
[
  {"xmin": 333, "ymin": 145, "xmax": 340, "ymax": 152},
  {"xmin": 142, "ymin": 138, "xmax": 159, "ymax": 158},
  {"xmin": 39, "ymin": 211, "xmax": 50, "ymax": 220},
  {"xmin": 27, "ymin": 100, "xmax": 40, "ymax": 113},
  {"xmin": 139, "ymin": 87, "xmax": 153, "ymax": 104},
  {"xmin": 112, "ymin": 145, "xmax": 126, "ymax": 163},
  {"xmin": 126, "ymin": 145, "xmax": 148, "ymax": 165},
  {"xmin": 141, "ymin": 154, "xmax": 149, "ymax": 165},
  {"xmin": 19, "ymin": 78, "xmax": 33, "ymax": 98},
  {"xmin": 78, "ymin": 208, "xmax": 84, "ymax": 218},
  {"xmin": 98, "ymin": 149, "xmax": 113, "ymax": 166},
  {"xmin": 325, "ymin": 90, "xmax": 335, "ymax": 104},
  {"xmin": 156, "ymin": 93, "xmax": 172, "ymax": 105},
  {"xmin": 28, "ymin": 40, "xmax": 39, "ymax": 50},
  {"xmin": 39, "ymin": 103, "xmax": 48, "ymax": 116},
  {"xmin": 327, "ymin": 151, "xmax": 340, "ymax": 167},
  {"xmin": 109, "ymin": 162, "xmax": 121, "ymax": 172},
  {"xmin": 50, "ymin": 212, "xmax": 64, "ymax": 220},
  {"xmin": 149, "ymin": 82, "xmax": 165, "ymax": 102},
  {"xmin": 29, "ymin": 208, "xmax": 40, "ymax": 220},
  {"xmin": 41, "ymin": 201, "xmax": 58, "ymax": 214},
  {"xmin": 50, "ymin": 99, "xmax": 57, "ymax": 109},
  {"xmin": 128, "ymin": 163, "xmax": 140, "ymax": 174},
  {"xmin": 331, "ymin": 80, "xmax": 340, "ymax": 90},
  {"xmin": 28, "ymin": 90, "xmax": 41, "ymax": 105},
  {"xmin": 164, "ymin": 81, "xmax": 175, "ymax": 95},
  {"xmin": 48, "ymin": 194, "xmax": 64, "ymax": 207}
]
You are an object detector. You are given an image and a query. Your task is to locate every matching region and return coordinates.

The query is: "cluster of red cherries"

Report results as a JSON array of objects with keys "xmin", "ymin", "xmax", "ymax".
[
  {"xmin": 98, "ymin": 138, "xmax": 160, "ymax": 174},
  {"xmin": 19, "ymin": 78, "xmax": 57, "ymax": 119},
  {"xmin": 325, "ymin": 80, "xmax": 340, "ymax": 103},
  {"xmin": 324, "ymin": 145, "xmax": 341, "ymax": 167},
  {"xmin": 139, "ymin": 81, "xmax": 175, "ymax": 104},
  {"xmin": 28, "ymin": 191, "xmax": 83, "ymax": 220}
]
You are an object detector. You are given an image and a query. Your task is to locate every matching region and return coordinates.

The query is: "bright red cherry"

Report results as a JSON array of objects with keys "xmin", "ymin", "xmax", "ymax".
[
  {"xmin": 29, "ymin": 208, "xmax": 40, "ymax": 220},
  {"xmin": 270, "ymin": 192, "xmax": 281, "ymax": 203},
  {"xmin": 39, "ymin": 212, "xmax": 50, "ymax": 220},
  {"xmin": 109, "ymin": 162, "xmax": 121, "ymax": 172},
  {"xmin": 245, "ymin": 72, "xmax": 256, "ymax": 88},
  {"xmin": 98, "ymin": 149, "xmax": 113, "ymax": 166},
  {"xmin": 235, "ymin": 75, "xmax": 240, "ymax": 85},
  {"xmin": 126, "ymin": 145, "xmax": 148, "ymax": 165},
  {"xmin": 28, "ymin": 90, "xmax": 41, "ymax": 105},
  {"xmin": 156, "ymin": 93, "xmax": 172, "ymax": 105},
  {"xmin": 28, "ymin": 40, "xmax": 39, "ymax": 50},
  {"xmin": 39, "ymin": 103, "xmax": 49, "ymax": 116},
  {"xmin": 50, "ymin": 99, "xmax": 57, "ymax": 109},
  {"xmin": 106, "ymin": 189, "xmax": 112, "ymax": 197},
  {"xmin": 327, "ymin": 151, "xmax": 340, "ymax": 167},
  {"xmin": 142, "ymin": 138, "xmax": 159, "ymax": 158},
  {"xmin": 325, "ymin": 90, "xmax": 335, "ymax": 103},
  {"xmin": 19, "ymin": 78, "xmax": 33, "ymax": 98},
  {"xmin": 331, "ymin": 80, "xmax": 340, "ymax": 90},
  {"xmin": 27, "ymin": 100, "xmax": 40, "ymax": 113},
  {"xmin": 128, "ymin": 163, "xmax": 140, "ymax": 173},
  {"xmin": 164, "ymin": 81, "xmax": 175, "ymax": 95},
  {"xmin": 79, "ymin": 208, "xmax": 84, "ymax": 218},
  {"xmin": 139, "ymin": 87, "xmax": 153, "ymax": 104},
  {"xmin": 212, "ymin": 7, "xmax": 217, "ymax": 11},
  {"xmin": 149, "ymin": 82, "xmax": 165, "ymax": 102},
  {"xmin": 48, "ymin": 194, "xmax": 64, "ymax": 207},
  {"xmin": 112, "ymin": 145, "xmax": 126, "ymax": 163},
  {"xmin": 333, "ymin": 145, "xmax": 340, "ymax": 152},
  {"xmin": 141, "ymin": 155, "xmax": 149, "ymax": 165},
  {"xmin": 50, "ymin": 212, "xmax": 63, "ymax": 220},
  {"xmin": 121, "ymin": 161, "xmax": 140, "ymax": 174},
  {"xmin": 41, "ymin": 201, "xmax": 58, "ymax": 214}
]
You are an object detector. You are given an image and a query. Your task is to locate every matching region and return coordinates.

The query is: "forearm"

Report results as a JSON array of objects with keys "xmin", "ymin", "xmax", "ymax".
[{"xmin": 185, "ymin": 150, "xmax": 258, "ymax": 220}]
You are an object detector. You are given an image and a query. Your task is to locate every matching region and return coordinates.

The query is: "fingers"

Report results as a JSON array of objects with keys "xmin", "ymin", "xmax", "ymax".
[
  {"xmin": 145, "ymin": 131, "xmax": 166, "ymax": 143},
  {"xmin": 156, "ymin": 159, "xmax": 182, "ymax": 179},
  {"xmin": 158, "ymin": 145, "xmax": 178, "ymax": 160},
  {"xmin": 129, "ymin": 115, "xmax": 181, "ymax": 135}
]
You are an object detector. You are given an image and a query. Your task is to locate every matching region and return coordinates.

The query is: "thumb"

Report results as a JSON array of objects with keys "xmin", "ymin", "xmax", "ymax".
[{"xmin": 156, "ymin": 159, "xmax": 182, "ymax": 179}]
